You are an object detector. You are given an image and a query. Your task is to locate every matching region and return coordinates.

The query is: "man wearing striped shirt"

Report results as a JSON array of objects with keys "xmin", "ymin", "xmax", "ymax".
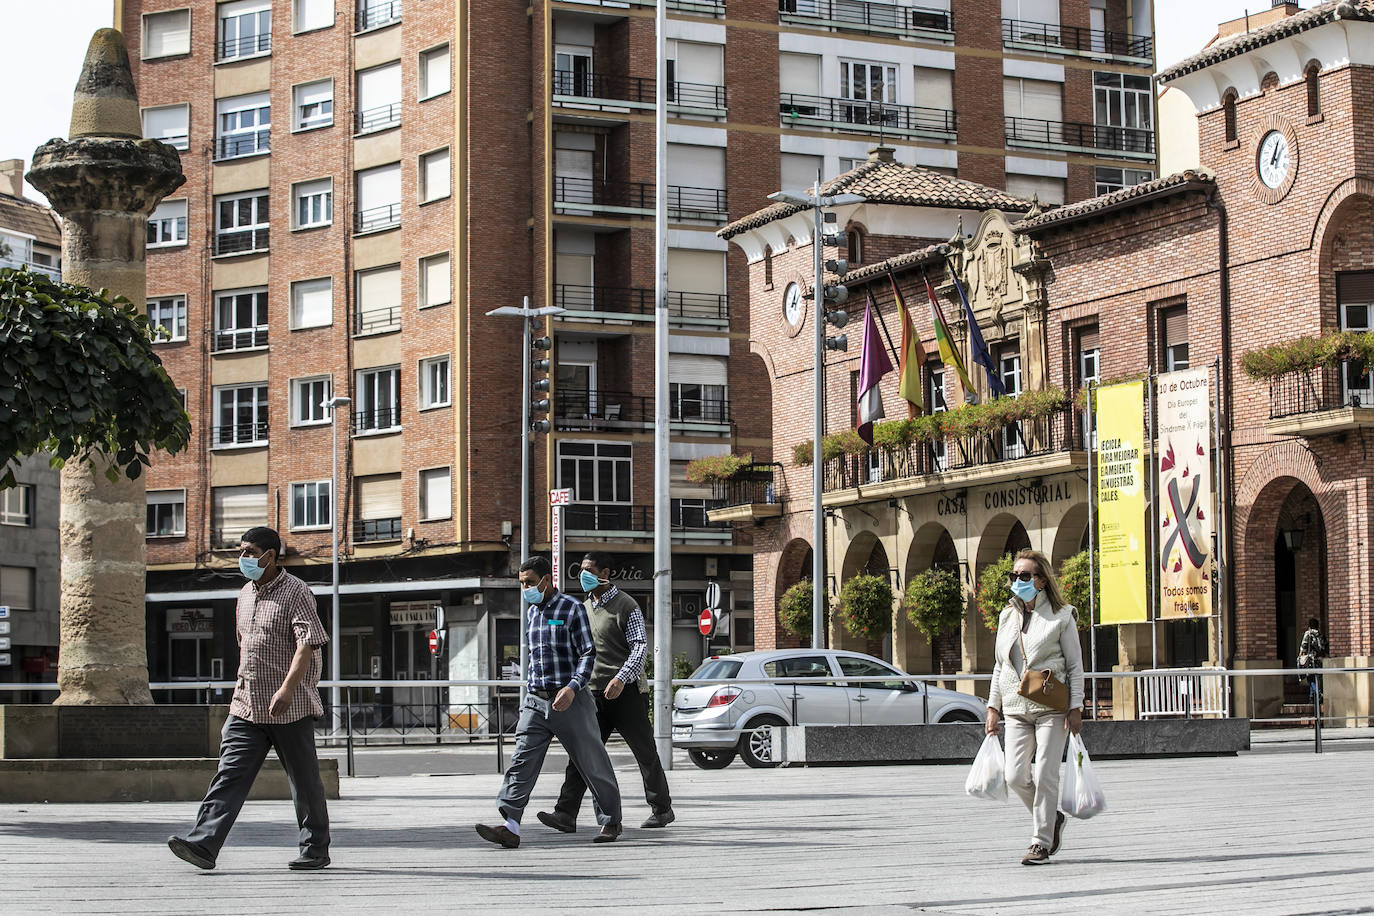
[
  {"xmin": 476, "ymin": 555, "xmax": 623, "ymax": 847},
  {"xmin": 539, "ymin": 551, "xmax": 674, "ymax": 832}
]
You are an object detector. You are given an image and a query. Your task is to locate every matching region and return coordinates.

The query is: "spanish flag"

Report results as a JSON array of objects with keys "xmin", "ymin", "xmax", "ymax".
[
  {"xmin": 923, "ymin": 272, "xmax": 977, "ymax": 402},
  {"xmin": 890, "ymin": 273, "xmax": 923, "ymax": 417}
]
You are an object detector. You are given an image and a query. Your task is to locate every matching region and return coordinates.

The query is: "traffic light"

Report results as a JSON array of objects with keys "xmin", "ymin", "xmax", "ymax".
[
  {"xmin": 823, "ymin": 258, "xmax": 849, "ymax": 351},
  {"xmin": 530, "ymin": 334, "xmax": 552, "ymax": 433}
]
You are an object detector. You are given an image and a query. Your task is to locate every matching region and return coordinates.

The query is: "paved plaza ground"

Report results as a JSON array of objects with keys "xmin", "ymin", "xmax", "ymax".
[{"xmin": 1, "ymin": 732, "xmax": 1371, "ymax": 915}]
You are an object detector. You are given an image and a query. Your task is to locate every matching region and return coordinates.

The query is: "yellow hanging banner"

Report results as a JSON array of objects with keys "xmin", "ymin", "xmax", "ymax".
[{"xmin": 1095, "ymin": 381, "xmax": 1149, "ymax": 625}]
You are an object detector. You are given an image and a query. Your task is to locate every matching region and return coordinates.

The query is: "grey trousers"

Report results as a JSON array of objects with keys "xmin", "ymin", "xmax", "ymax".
[
  {"xmin": 1005, "ymin": 711, "xmax": 1068, "ymax": 848},
  {"xmin": 497, "ymin": 688, "xmax": 622, "ymax": 826},
  {"xmin": 185, "ymin": 714, "xmax": 330, "ymax": 859}
]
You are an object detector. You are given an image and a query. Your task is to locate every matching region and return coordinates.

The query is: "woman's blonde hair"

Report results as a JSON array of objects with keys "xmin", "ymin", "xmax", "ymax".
[{"xmin": 1015, "ymin": 548, "xmax": 1067, "ymax": 611}]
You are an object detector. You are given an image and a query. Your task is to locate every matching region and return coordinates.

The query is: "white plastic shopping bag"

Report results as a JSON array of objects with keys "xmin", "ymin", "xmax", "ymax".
[
  {"xmin": 1060, "ymin": 732, "xmax": 1107, "ymax": 819},
  {"xmin": 965, "ymin": 734, "xmax": 1008, "ymax": 802}
]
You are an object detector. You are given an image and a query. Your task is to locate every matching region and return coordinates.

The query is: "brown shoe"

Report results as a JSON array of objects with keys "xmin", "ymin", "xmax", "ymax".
[
  {"xmin": 1021, "ymin": 843, "xmax": 1050, "ymax": 865},
  {"xmin": 475, "ymin": 823, "xmax": 520, "ymax": 849},
  {"xmin": 1050, "ymin": 811, "xmax": 1065, "ymax": 855},
  {"xmin": 593, "ymin": 823, "xmax": 622, "ymax": 844}
]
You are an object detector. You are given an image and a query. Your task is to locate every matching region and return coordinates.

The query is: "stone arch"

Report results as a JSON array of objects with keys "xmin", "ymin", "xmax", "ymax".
[
  {"xmin": 901, "ymin": 522, "xmax": 962, "ymax": 675},
  {"xmin": 904, "ymin": 521, "xmax": 959, "ymax": 584},
  {"xmin": 975, "ymin": 512, "xmax": 1030, "ymax": 572},
  {"xmin": 836, "ymin": 530, "xmax": 893, "ymax": 657},
  {"xmin": 1050, "ymin": 502, "xmax": 1091, "ymax": 569},
  {"xmin": 774, "ymin": 537, "xmax": 813, "ymax": 603}
]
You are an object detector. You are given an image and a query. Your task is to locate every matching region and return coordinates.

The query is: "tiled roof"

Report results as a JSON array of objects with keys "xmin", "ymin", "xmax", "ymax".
[
  {"xmin": 1158, "ymin": 1, "xmax": 1374, "ymax": 83},
  {"xmin": 0, "ymin": 193, "xmax": 61, "ymax": 248},
  {"xmin": 719, "ymin": 151, "xmax": 1032, "ymax": 240},
  {"xmin": 845, "ymin": 242, "xmax": 950, "ymax": 289},
  {"xmin": 1014, "ymin": 170, "xmax": 1215, "ymax": 234}
]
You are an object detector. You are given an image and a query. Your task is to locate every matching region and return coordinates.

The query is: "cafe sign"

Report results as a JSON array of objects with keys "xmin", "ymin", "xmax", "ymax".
[{"xmin": 390, "ymin": 601, "xmax": 439, "ymax": 627}]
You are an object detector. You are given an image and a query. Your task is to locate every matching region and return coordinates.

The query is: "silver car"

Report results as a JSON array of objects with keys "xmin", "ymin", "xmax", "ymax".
[{"xmin": 672, "ymin": 649, "xmax": 987, "ymax": 769}]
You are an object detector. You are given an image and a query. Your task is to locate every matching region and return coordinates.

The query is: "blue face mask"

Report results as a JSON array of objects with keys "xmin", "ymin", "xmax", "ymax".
[
  {"xmin": 522, "ymin": 576, "xmax": 547, "ymax": 605},
  {"xmin": 579, "ymin": 570, "xmax": 603, "ymax": 593},
  {"xmin": 239, "ymin": 554, "xmax": 267, "ymax": 581},
  {"xmin": 1010, "ymin": 578, "xmax": 1039, "ymax": 603}
]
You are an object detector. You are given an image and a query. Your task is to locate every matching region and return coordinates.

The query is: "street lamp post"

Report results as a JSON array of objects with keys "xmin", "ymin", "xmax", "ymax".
[
  {"xmin": 768, "ymin": 184, "xmax": 864, "ymax": 650},
  {"xmin": 325, "ymin": 393, "xmax": 352, "ymax": 737},
  {"xmin": 486, "ymin": 299, "xmax": 564, "ymax": 703}
]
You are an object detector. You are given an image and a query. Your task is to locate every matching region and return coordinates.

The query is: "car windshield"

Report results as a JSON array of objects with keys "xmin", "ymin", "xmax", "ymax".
[{"xmin": 691, "ymin": 658, "xmax": 743, "ymax": 680}]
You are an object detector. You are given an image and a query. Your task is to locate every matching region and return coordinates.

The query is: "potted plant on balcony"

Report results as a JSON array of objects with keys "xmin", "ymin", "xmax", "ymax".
[
  {"xmin": 778, "ymin": 579, "xmax": 820, "ymax": 639},
  {"xmin": 903, "ymin": 566, "xmax": 965, "ymax": 641},
  {"xmin": 1240, "ymin": 331, "xmax": 1374, "ymax": 380},
  {"xmin": 838, "ymin": 573, "xmax": 894, "ymax": 641},
  {"xmin": 684, "ymin": 452, "xmax": 753, "ymax": 484},
  {"xmin": 976, "ymin": 553, "xmax": 1015, "ymax": 631},
  {"xmin": 1058, "ymin": 549, "xmax": 1096, "ymax": 631}
]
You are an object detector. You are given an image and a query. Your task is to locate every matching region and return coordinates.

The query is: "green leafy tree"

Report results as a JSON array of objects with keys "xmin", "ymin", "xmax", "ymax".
[
  {"xmin": 0, "ymin": 269, "xmax": 190, "ymax": 487},
  {"xmin": 839, "ymin": 573, "xmax": 894, "ymax": 641},
  {"xmin": 904, "ymin": 567, "xmax": 965, "ymax": 641},
  {"xmin": 1058, "ymin": 549, "xmax": 1095, "ymax": 631},
  {"xmin": 778, "ymin": 580, "xmax": 817, "ymax": 638},
  {"xmin": 977, "ymin": 554, "xmax": 1015, "ymax": 632}
]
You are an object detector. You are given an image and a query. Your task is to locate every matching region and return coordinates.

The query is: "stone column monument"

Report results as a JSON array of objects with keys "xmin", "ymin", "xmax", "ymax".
[{"xmin": 27, "ymin": 29, "xmax": 185, "ymax": 706}]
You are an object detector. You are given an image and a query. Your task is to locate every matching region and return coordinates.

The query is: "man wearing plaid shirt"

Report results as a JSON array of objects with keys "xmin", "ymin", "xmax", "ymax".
[
  {"xmin": 476, "ymin": 555, "xmax": 623, "ymax": 847},
  {"xmin": 168, "ymin": 526, "xmax": 331, "ymax": 871}
]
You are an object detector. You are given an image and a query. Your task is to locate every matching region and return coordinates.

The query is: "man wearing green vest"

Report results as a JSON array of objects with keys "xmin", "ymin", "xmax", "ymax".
[{"xmin": 538, "ymin": 551, "xmax": 674, "ymax": 831}]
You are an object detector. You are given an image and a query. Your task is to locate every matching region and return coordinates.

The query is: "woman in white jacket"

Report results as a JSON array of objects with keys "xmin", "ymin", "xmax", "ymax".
[{"xmin": 985, "ymin": 548, "xmax": 1085, "ymax": 865}]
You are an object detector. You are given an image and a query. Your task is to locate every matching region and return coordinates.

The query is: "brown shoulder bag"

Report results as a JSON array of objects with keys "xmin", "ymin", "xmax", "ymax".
[{"xmin": 1016, "ymin": 626, "xmax": 1070, "ymax": 713}]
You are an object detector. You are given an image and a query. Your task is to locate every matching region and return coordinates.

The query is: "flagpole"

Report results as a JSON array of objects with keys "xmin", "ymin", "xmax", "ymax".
[{"xmin": 867, "ymin": 289, "xmax": 902, "ymax": 367}]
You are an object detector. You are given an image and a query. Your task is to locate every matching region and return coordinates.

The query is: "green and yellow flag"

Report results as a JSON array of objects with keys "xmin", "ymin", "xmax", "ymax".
[
  {"xmin": 890, "ymin": 273, "xmax": 923, "ymax": 417},
  {"xmin": 923, "ymin": 273, "xmax": 976, "ymax": 400}
]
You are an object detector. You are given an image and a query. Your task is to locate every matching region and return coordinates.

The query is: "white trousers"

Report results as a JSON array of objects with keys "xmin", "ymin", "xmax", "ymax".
[{"xmin": 1004, "ymin": 712, "xmax": 1068, "ymax": 848}]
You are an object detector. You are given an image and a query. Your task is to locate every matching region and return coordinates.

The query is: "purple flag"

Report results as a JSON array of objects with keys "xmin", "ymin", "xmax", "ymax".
[{"xmin": 856, "ymin": 293, "xmax": 895, "ymax": 446}]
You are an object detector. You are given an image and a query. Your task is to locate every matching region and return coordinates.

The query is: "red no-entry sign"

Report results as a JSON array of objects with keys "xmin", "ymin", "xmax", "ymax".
[
  {"xmin": 698, "ymin": 609, "xmax": 714, "ymax": 637},
  {"xmin": 428, "ymin": 630, "xmax": 439, "ymax": 655}
]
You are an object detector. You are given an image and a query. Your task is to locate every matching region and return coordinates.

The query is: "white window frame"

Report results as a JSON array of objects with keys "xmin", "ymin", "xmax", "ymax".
[
  {"xmin": 293, "ymin": 0, "xmax": 334, "ymax": 33},
  {"xmin": 419, "ymin": 355, "xmax": 451, "ymax": 410},
  {"xmin": 218, "ymin": 0, "xmax": 272, "ymax": 61},
  {"xmin": 292, "ymin": 178, "xmax": 333, "ymax": 229},
  {"xmin": 419, "ymin": 252, "xmax": 451, "ymax": 308},
  {"xmin": 556, "ymin": 441, "xmax": 633, "ymax": 504},
  {"xmin": 839, "ymin": 59, "xmax": 898, "ymax": 103},
  {"xmin": 418, "ymin": 466, "xmax": 452, "ymax": 521},
  {"xmin": 216, "ymin": 92, "xmax": 270, "ymax": 160},
  {"xmin": 291, "ymin": 375, "xmax": 333, "ymax": 427},
  {"xmin": 212, "ymin": 383, "xmax": 270, "ymax": 448},
  {"xmin": 419, "ymin": 44, "xmax": 451, "ymax": 100},
  {"xmin": 214, "ymin": 190, "xmax": 270, "ymax": 255},
  {"xmin": 355, "ymin": 365, "xmax": 401, "ymax": 433},
  {"xmin": 1, "ymin": 484, "xmax": 34, "ymax": 527},
  {"xmin": 147, "ymin": 199, "xmax": 188, "ymax": 249},
  {"xmin": 290, "ymin": 480, "xmax": 332, "ymax": 531},
  {"xmin": 146, "ymin": 489, "xmax": 187, "ymax": 538},
  {"xmin": 142, "ymin": 8, "xmax": 191, "ymax": 60},
  {"xmin": 1094, "ymin": 166, "xmax": 1154, "ymax": 196},
  {"xmin": 356, "ymin": 61, "xmax": 402, "ymax": 133},
  {"xmin": 419, "ymin": 147, "xmax": 451, "ymax": 203},
  {"xmin": 142, "ymin": 104, "xmax": 190, "ymax": 150},
  {"xmin": 1093, "ymin": 71, "xmax": 1153, "ymax": 131},
  {"xmin": 290, "ymin": 277, "xmax": 333, "ymax": 330},
  {"xmin": 213, "ymin": 286, "xmax": 269, "ymax": 351},
  {"xmin": 293, "ymin": 79, "xmax": 334, "ymax": 132},
  {"xmin": 148, "ymin": 295, "xmax": 188, "ymax": 343}
]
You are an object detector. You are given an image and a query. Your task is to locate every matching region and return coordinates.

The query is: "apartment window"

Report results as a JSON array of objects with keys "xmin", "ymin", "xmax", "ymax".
[
  {"xmin": 357, "ymin": 0, "xmax": 402, "ymax": 31},
  {"xmin": 143, "ymin": 104, "xmax": 189, "ymax": 150},
  {"xmin": 293, "ymin": 178, "xmax": 333, "ymax": 229},
  {"xmin": 218, "ymin": 0, "xmax": 271, "ymax": 60},
  {"xmin": 1094, "ymin": 166, "xmax": 1154, "ymax": 196},
  {"xmin": 291, "ymin": 277, "xmax": 333, "ymax": 329},
  {"xmin": 215, "ymin": 190, "xmax": 269, "ymax": 255},
  {"xmin": 291, "ymin": 376, "xmax": 333, "ymax": 426},
  {"xmin": 1161, "ymin": 306, "xmax": 1189, "ymax": 371},
  {"xmin": 356, "ymin": 62, "xmax": 402, "ymax": 133},
  {"xmin": 215, "ymin": 92, "xmax": 270, "ymax": 159},
  {"xmin": 419, "ymin": 148, "xmax": 451, "ymax": 203},
  {"xmin": 213, "ymin": 287, "xmax": 268, "ymax": 351},
  {"xmin": 840, "ymin": 60, "xmax": 897, "ymax": 104},
  {"xmin": 419, "ymin": 355, "xmax": 451, "ymax": 409},
  {"xmin": 1305, "ymin": 62, "xmax": 1321, "ymax": 117},
  {"xmin": 557, "ymin": 441, "xmax": 632, "ymax": 504},
  {"xmin": 355, "ymin": 474, "xmax": 402, "ymax": 542},
  {"xmin": 356, "ymin": 264, "xmax": 401, "ymax": 334},
  {"xmin": 1, "ymin": 485, "xmax": 33, "ymax": 527},
  {"xmin": 1223, "ymin": 90, "xmax": 1238, "ymax": 144},
  {"xmin": 665, "ymin": 144, "xmax": 726, "ymax": 215},
  {"xmin": 1077, "ymin": 327, "xmax": 1101, "ymax": 389},
  {"xmin": 142, "ymin": 9, "xmax": 191, "ymax": 59},
  {"xmin": 0, "ymin": 566, "xmax": 35, "ymax": 610},
  {"xmin": 781, "ymin": 153, "xmax": 822, "ymax": 195},
  {"xmin": 1336, "ymin": 273, "xmax": 1374, "ymax": 404},
  {"xmin": 355, "ymin": 366, "xmax": 401, "ymax": 432},
  {"xmin": 293, "ymin": 80, "xmax": 334, "ymax": 131},
  {"xmin": 213, "ymin": 383, "xmax": 269, "ymax": 447},
  {"xmin": 146, "ymin": 490, "xmax": 186, "ymax": 537},
  {"xmin": 420, "ymin": 44, "xmax": 451, "ymax": 99},
  {"xmin": 553, "ymin": 46, "xmax": 593, "ymax": 97},
  {"xmin": 148, "ymin": 296, "xmax": 188, "ymax": 342},
  {"xmin": 1006, "ymin": 174, "xmax": 1066, "ymax": 205},
  {"xmin": 419, "ymin": 467, "xmax": 452, "ymax": 521},
  {"xmin": 669, "ymin": 382, "xmax": 727, "ymax": 423},
  {"xmin": 290, "ymin": 481, "xmax": 332, "ymax": 530},
  {"xmin": 1093, "ymin": 71, "xmax": 1152, "ymax": 151},
  {"xmin": 147, "ymin": 200, "xmax": 188, "ymax": 248},
  {"xmin": 671, "ymin": 497, "xmax": 711, "ymax": 529},
  {"xmin": 999, "ymin": 346, "xmax": 1023, "ymax": 398},
  {"xmin": 419, "ymin": 252, "xmax": 451, "ymax": 307},
  {"xmin": 294, "ymin": 0, "xmax": 334, "ymax": 32},
  {"xmin": 356, "ymin": 163, "xmax": 401, "ymax": 232},
  {"xmin": 847, "ymin": 227, "xmax": 865, "ymax": 266},
  {"xmin": 211, "ymin": 485, "xmax": 268, "ymax": 549},
  {"xmin": 1003, "ymin": 77, "xmax": 1063, "ymax": 123},
  {"xmin": 914, "ymin": 66, "xmax": 954, "ymax": 113}
]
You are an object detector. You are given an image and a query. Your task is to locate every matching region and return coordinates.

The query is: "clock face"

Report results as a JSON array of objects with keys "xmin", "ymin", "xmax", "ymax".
[
  {"xmin": 783, "ymin": 281, "xmax": 803, "ymax": 327},
  {"xmin": 1257, "ymin": 130, "xmax": 1290, "ymax": 190}
]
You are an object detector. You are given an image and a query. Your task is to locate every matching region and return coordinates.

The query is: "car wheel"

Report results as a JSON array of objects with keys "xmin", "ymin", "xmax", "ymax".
[
  {"xmin": 738, "ymin": 716, "xmax": 787, "ymax": 768},
  {"xmin": 939, "ymin": 709, "xmax": 980, "ymax": 724},
  {"xmin": 687, "ymin": 748, "xmax": 736, "ymax": 770}
]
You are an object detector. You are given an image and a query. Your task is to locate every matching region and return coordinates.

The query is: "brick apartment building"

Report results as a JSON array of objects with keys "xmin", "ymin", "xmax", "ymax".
[
  {"xmin": 118, "ymin": 0, "xmax": 1159, "ymax": 707},
  {"xmin": 721, "ymin": 0, "xmax": 1374, "ymax": 722}
]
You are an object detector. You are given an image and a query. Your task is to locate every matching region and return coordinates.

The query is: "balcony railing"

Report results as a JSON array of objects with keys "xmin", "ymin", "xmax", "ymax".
[
  {"xmin": 780, "ymin": 93, "xmax": 957, "ymax": 139},
  {"xmin": 211, "ymin": 422, "xmax": 268, "ymax": 448},
  {"xmin": 214, "ymin": 130, "xmax": 270, "ymax": 161},
  {"xmin": 779, "ymin": 0, "xmax": 953, "ymax": 38},
  {"xmin": 1005, "ymin": 116, "xmax": 1154, "ymax": 156},
  {"xmin": 0, "ymin": 257, "xmax": 61, "ymax": 281},
  {"xmin": 356, "ymin": 0, "xmax": 401, "ymax": 31},
  {"xmin": 1002, "ymin": 18, "xmax": 1153, "ymax": 61},
  {"xmin": 211, "ymin": 327, "xmax": 268, "ymax": 352},
  {"xmin": 554, "ymin": 285, "xmax": 729, "ymax": 322},
  {"xmin": 355, "ymin": 517, "xmax": 402, "ymax": 542},
  {"xmin": 216, "ymin": 33, "xmax": 271, "ymax": 61},
  {"xmin": 565, "ymin": 504, "xmax": 652, "ymax": 533},
  {"xmin": 215, "ymin": 227, "xmax": 269, "ymax": 256},
  {"xmin": 822, "ymin": 407, "xmax": 1082, "ymax": 492},
  {"xmin": 671, "ymin": 398, "xmax": 730, "ymax": 424},
  {"xmin": 355, "ymin": 103, "xmax": 401, "ymax": 133},
  {"xmin": 1269, "ymin": 362, "xmax": 1374, "ymax": 419},
  {"xmin": 712, "ymin": 464, "xmax": 781, "ymax": 509},
  {"xmin": 553, "ymin": 177, "xmax": 728, "ymax": 219},
  {"xmin": 554, "ymin": 389, "xmax": 652, "ymax": 429},
  {"xmin": 356, "ymin": 307, "xmax": 401, "ymax": 335},
  {"xmin": 354, "ymin": 406, "xmax": 401, "ymax": 433},
  {"xmin": 553, "ymin": 70, "xmax": 727, "ymax": 112},
  {"xmin": 355, "ymin": 203, "xmax": 401, "ymax": 233}
]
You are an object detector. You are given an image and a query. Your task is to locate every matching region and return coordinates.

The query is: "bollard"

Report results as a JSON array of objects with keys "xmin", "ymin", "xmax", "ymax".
[{"xmin": 346, "ymin": 689, "xmax": 356, "ymax": 777}]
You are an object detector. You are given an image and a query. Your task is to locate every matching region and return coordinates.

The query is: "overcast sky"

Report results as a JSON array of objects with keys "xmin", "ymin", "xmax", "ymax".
[{"xmin": 0, "ymin": 0, "xmax": 1277, "ymax": 202}]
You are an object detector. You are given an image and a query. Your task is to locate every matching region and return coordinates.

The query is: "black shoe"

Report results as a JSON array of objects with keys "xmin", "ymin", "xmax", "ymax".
[
  {"xmin": 167, "ymin": 836, "xmax": 215, "ymax": 870},
  {"xmin": 593, "ymin": 823, "xmax": 622, "ymax": 843},
  {"xmin": 641, "ymin": 810, "xmax": 675, "ymax": 829},
  {"xmin": 1050, "ymin": 811, "xmax": 1066, "ymax": 855},
  {"xmin": 476, "ymin": 823, "xmax": 521, "ymax": 849},
  {"xmin": 288, "ymin": 854, "xmax": 331, "ymax": 870},
  {"xmin": 537, "ymin": 810, "xmax": 577, "ymax": 834}
]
